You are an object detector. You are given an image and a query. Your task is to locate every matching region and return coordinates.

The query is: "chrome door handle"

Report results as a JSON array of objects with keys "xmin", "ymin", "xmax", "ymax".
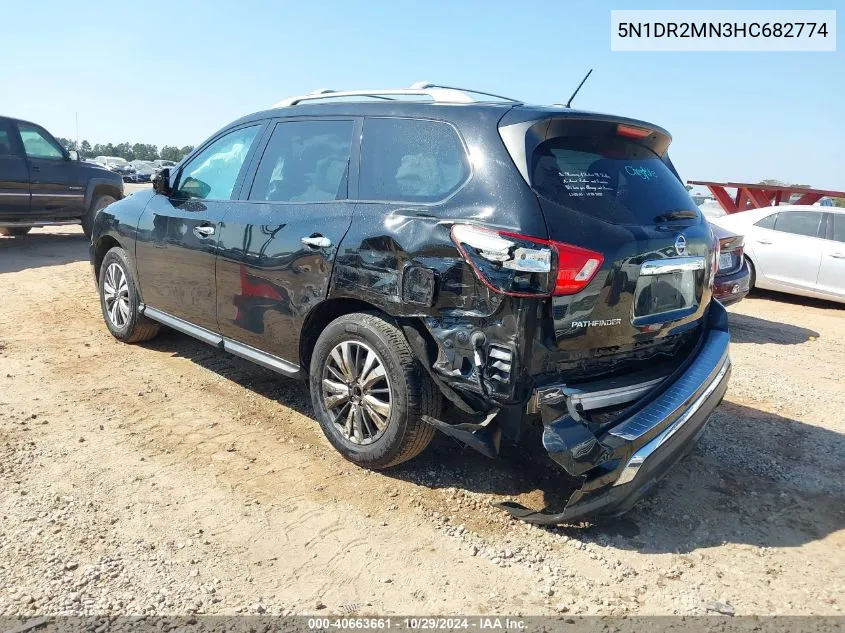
[
  {"xmin": 830, "ymin": 252, "xmax": 845, "ymax": 259},
  {"xmin": 756, "ymin": 239, "xmax": 772, "ymax": 245},
  {"xmin": 193, "ymin": 225, "xmax": 215, "ymax": 238},
  {"xmin": 301, "ymin": 236, "xmax": 332, "ymax": 248}
]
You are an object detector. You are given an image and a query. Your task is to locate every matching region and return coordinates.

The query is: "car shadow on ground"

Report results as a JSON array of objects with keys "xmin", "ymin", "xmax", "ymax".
[
  {"xmin": 728, "ymin": 312, "xmax": 819, "ymax": 345},
  {"xmin": 142, "ymin": 329, "xmax": 845, "ymax": 553},
  {"xmin": 749, "ymin": 288, "xmax": 845, "ymax": 311},
  {"xmin": 0, "ymin": 230, "xmax": 88, "ymax": 274}
]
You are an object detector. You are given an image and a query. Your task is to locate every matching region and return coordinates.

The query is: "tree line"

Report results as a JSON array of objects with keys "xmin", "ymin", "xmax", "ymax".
[{"xmin": 57, "ymin": 138, "xmax": 194, "ymax": 163}]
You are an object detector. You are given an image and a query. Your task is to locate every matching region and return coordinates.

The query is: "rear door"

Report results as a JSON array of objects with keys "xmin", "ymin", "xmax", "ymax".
[
  {"xmin": 816, "ymin": 213, "xmax": 845, "ymax": 299},
  {"xmin": 0, "ymin": 119, "xmax": 30, "ymax": 218},
  {"xmin": 214, "ymin": 117, "xmax": 357, "ymax": 362},
  {"xmin": 135, "ymin": 123, "xmax": 264, "ymax": 332},
  {"xmin": 752, "ymin": 210, "xmax": 823, "ymax": 291},
  {"xmin": 519, "ymin": 119, "xmax": 714, "ymax": 357},
  {"xmin": 16, "ymin": 121, "xmax": 86, "ymax": 219}
]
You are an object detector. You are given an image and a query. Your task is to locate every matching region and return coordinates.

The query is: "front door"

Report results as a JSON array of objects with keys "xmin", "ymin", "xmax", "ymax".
[
  {"xmin": 135, "ymin": 123, "xmax": 264, "ymax": 332},
  {"xmin": 0, "ymin": 119, "xmax": 30, "ymax": 219},
  {"xmin": 215, "ymin": 118, "xmax": 358, "ymax": 363},
  {"xmin": 16, "ymin": 121, "xmax": 86, "ymax": 220}
]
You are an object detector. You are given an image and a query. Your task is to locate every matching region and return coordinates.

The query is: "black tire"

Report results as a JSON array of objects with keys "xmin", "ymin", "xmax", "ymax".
[
  {"xmin": 98, "ymin": 247, "xmax": 160, "ymax": 343},
  {"xmin": 309, "ymin": 311, "xmax": 439, "ymax": 469},
  {"xmin": 83, "ymin": 194, "xmax": 116, "ymax": 239},
  {"xmin": 746, "ymin": 257, "xmax": 756, "ymax": 289},
  {"xmin": 0, "ymin": 227, "xmax": 32, "ymax": 237}
]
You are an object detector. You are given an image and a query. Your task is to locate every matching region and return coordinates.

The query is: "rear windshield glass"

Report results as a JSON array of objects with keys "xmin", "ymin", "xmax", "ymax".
[{"xmin": 530, "ymin": 136, "xmax": 699, "ymax": 225}]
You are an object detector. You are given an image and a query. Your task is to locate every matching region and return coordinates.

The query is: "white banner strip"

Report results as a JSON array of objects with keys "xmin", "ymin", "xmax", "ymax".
[{"xmin": 611, "ymin": 10, "xmax": 836, "ymax": 52}]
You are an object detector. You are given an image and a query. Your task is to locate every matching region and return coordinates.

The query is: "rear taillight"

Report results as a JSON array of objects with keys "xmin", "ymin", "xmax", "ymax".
[
  {"xmin": 709, "ymin": 227, "xmax": 721, "ymax": 283},
  {"xmin": 450, "ymin": 224, "xmax": 603, "ymax": 297}
]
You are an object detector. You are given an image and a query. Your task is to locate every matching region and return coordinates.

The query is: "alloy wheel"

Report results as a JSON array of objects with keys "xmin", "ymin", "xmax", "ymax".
[
  {"xmin": 103, "ymin": 262, "xmax": 130, "ymax": 328},
  {"xmin": 322, "ymin": 341, "xmax": 392, "ymax": 445}
]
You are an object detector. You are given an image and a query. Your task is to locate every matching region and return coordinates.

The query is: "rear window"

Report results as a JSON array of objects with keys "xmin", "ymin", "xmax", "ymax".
[{"xmin": 530, "ymin": 136, "xmax": 698, "ymax": 225}]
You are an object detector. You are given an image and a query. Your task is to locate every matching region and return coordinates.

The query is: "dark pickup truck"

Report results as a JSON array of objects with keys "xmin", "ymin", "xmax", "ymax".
[{"xmin": 0, "ymin": 116, "xmax": 123, "ymax": 238}]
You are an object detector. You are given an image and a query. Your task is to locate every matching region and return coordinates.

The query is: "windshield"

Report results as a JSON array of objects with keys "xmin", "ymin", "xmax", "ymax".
[{"xmin": 530, "ymin": 136, "xmax": 700, "ymax": 225}]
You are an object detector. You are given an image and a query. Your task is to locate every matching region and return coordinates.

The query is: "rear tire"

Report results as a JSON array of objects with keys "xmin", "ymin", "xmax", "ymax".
[
  {"xmin": 746, "ymin": 258, "xmax": 756, "ymax": 289},
  {"xmin": 309, "ymin": 311, "xmax": 438, "ymax": 469},
  {"xmin": 0, "ymin": 227, "xmax": 31, "ymax": 237},
  {"xmin": 98, "ymin": 247, "xmax": 160, "ymax": 343},
  {"xmin": 83, "ymin": 194, "xmax": 116, "ymax": 239}
]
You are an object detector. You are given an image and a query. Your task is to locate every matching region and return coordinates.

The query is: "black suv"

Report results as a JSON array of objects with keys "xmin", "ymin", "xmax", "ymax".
[
  {"xmin": 89, "ymin": 84, "xmax": 731, "ymax": 524},
  {"xmin": 0, "ymin": 116, "xmax": 123, "ymax": 237}
]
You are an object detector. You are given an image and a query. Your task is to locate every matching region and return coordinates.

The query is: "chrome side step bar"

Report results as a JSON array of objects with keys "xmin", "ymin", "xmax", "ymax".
[
  {"xmin": 143, "ymin": 306, "xmax": 223, "ymax": 347},
  {"xmin": 140, "ymin": 305, "xmax": 301, "ymax": 378}
]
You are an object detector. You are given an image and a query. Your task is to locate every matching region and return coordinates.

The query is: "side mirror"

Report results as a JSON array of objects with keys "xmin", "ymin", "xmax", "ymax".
[
  {"xmin": 152, "ymin": 168, "xmax": 172, "ymax": 195},
  {"xmin": 67, "ymin": 150, "xmax": 80, "ymax": 161}
]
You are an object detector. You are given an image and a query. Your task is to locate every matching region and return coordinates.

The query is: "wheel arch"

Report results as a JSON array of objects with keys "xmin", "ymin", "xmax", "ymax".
[
  {"xmin": 85, "ymin": 178, "xmax": 123, "ymax": 211},
  {"xmin": 93, "ymin": 235, "xmax": 123, "ymax": 283},
  {"xmin": 299, "ymin": 297, "xmax": 394, "ymax": 373}
]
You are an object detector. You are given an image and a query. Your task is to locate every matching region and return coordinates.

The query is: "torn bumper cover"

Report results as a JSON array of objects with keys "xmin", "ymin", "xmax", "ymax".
[{"xmin": 501, "ymin": 303, "xmax": 731, "ymax": 524}]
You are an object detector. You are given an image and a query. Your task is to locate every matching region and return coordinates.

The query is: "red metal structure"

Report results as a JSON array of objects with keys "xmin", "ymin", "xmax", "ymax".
[{"xmin": 687, "ymin": 180, "xmax": 845, "ymax": 214}]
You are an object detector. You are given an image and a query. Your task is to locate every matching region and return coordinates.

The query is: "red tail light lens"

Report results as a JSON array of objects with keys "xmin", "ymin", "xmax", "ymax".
[
  {"xmin": 552, "ymin": 242, "xmax": 604, "ymax": 295},
  {"xmin": 450, "ymin": 224, "xmax": 603, "ymax": 297},
  {"xmin": 616, "ymin": 124, "xmax": 652, "ymax": 139}
]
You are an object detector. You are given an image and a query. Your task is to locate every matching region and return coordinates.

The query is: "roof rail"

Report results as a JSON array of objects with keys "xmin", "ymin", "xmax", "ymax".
[{"xmin": 273, "ymin": 82, "xmax": 521, "ymax": 108}]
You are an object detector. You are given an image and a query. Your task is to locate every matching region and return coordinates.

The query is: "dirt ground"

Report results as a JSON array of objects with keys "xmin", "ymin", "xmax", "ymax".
[{"xmin": 1, "ymin": 225, "xmax": 843, "ymax": 618}]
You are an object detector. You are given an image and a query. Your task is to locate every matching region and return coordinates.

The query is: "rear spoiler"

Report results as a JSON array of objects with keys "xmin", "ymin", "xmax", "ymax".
[{"xmin": 498, "ymin": 108, "xmax": 673, "ymax": 185}]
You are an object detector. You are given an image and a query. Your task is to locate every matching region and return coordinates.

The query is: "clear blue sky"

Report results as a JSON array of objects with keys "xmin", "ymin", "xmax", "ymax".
[{"xmin": 2, "ymin": 0, "xmax": 842, "ymax": 189}]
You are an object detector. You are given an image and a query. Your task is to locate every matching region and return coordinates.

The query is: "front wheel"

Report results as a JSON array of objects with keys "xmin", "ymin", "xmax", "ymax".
[
  {"xmin": 309, "ymin": 312, "xmax": 438, "ymax": 469},
  {"xmin": 98, "ymin": 247, "xmax": 160, "ymax": 343}
]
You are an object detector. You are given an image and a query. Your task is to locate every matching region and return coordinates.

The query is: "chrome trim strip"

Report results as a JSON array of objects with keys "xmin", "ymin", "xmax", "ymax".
[
  {"xmin": 0, "ymin": 219, "xmax": 80, "ymax": 228},
  {"xmin": 613, "ymin": 355, "xmax": 730, "ymax": 486},
  {"xmin": 30, "ymin": 193, "xmax": 85, "ymax": 198},
  {"xmin": 223, "ymin": 339, "xmax": 300, "ymax": 376},
  {"xmin": 0, "ymin": 192, "xmax": 31, "ymax": 197},
  {"xmin": 639, "ymin": 256, "xmax": 706, "ymax": 276},
  {"xmin": 141, "ymin": 306, "xmax": 223, "ymax": 347},
  {"xmin": 570, "ymin": 378, "xmax": 665, "ymax": 411}
]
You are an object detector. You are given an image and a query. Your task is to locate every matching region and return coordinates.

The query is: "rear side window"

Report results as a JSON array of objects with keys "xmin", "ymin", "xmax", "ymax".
[
  {"xmin": 754, "ymin": 213, "xmax": 777, "ymax": 229},
  {"xmin": 0, "ymin": 122, "xmax": 16, "ymax": 156},
  {"xmin": 359, "ymin": 118, "xmax": 469, "ymax": 202},
  {"xmin": 833, "ymin": 214, "xmax": 845, "ymax": 243},
  {"xmin": 249, "ymin": 120, "xmax": 354, "ymax": 202},
  {"xmin": 773, "ymin": 211, "xmax": 822, "ymax": 238},
  {"xmin": 530, "ymin": 136, "xmax": 698, "ymax": 225}
]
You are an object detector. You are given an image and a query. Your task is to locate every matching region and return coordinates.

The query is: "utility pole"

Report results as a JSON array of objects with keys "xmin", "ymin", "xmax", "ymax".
[{"xmin": 75, "ymin": 112, "xmax": 79, "ymax": 147}]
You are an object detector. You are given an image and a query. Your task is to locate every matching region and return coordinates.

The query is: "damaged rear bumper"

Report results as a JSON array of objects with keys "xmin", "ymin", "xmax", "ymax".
[{"xmin": 501, "ymin": 302, "xmax": 731, "ymax": 524}]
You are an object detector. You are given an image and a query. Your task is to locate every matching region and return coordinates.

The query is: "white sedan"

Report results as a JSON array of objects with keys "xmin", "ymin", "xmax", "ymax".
[{"xmin": 710, "ymin": 204, "xmax": 845, "ymax": 304}]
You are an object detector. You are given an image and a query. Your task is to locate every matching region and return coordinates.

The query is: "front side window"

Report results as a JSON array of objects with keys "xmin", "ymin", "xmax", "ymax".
[
  {"xmin": 359, "ymin": 118, "xmax": 470, "ymax": 202},
  {"xmin": 249, "ymin": 120, "xmax": 354, "ymax": 202},
  {"xmin": 773, "ymin": 211, "xmax": 822, "ymax": 238},
  {"xmin": 18, "ymin": 123, "xmax": 64, "ymax": 160},
  {"xmin": 176, "ymin": 125, "xmax": 260, "ymax": 200},
  {"xmin": 754, "ymin": 213, "xmax": 777, "ymax": 229}
]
